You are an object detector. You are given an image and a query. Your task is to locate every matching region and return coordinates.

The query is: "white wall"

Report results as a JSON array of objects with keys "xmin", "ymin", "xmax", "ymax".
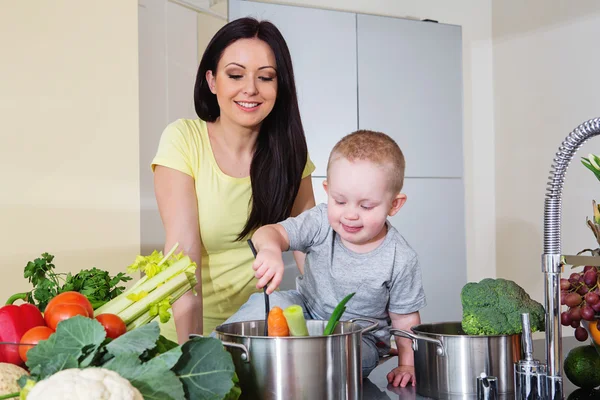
[
  {"xmin": 0, "ymin": 1, "xmax": 140, "ymax": 300},
  {"xmin": 252, "ymin": 0, "xmax": 496, "ymax": 283},
  {"xmin": 493, "ymin": 1, "xmax": 600, "ymax": 311}
]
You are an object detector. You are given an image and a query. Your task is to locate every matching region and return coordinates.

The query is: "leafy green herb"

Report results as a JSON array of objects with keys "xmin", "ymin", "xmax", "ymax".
[
  {"xmin": 7, "ymin": 253, "xmax": 132, "ymax": 311},
  {"xmin": 23, "ymin": 316, "xmax": 240, "ymax": 400}
]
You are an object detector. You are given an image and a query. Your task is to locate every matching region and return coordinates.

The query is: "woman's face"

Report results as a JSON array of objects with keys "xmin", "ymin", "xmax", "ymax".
[{"xmin": 206, "ymin": 38, "xmax": 278, "ymax": 130}]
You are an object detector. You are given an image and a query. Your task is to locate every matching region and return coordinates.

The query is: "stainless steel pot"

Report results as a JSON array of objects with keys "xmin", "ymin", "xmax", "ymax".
[
  {"xmin": 392, "ymin": 322, "xmax": 522, "ymax": 400},
  {"xmin": 212, "ymin": 318, "xmax": 377, "ymax": 400}
]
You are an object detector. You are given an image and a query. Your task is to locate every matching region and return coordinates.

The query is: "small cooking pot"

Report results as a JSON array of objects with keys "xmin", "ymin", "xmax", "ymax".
[
  {"xmin": 209, "ymin": 318, "xmax": 377, "ymax": 400},
  {"xmin": 392, "ymin": 322, "xmax": 522, "ymax": 399}
]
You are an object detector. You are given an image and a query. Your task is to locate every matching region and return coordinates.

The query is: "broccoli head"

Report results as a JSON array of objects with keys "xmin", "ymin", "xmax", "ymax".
[{"xmin": 460, "ymin": 278, "xmax": 545, "ymax": 335}]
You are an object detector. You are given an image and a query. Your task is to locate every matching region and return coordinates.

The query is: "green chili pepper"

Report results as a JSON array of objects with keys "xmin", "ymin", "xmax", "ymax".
[{"xmin": 323, "ymin": 292, "xmax": 356, "ymax": 335}]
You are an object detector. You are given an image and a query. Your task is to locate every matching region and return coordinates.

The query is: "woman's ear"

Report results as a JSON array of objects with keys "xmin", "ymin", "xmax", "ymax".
[
  {"xmin": 388, "ymin": 193, "xmax": 407, "ymax": 217},
  {"xmin": 206, "ymin": 70, "xmax": 217, "ymax": 94}
]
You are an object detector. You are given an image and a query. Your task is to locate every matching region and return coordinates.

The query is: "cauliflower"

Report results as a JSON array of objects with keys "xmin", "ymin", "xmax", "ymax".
[
  {"xmin": 26, "ymin": 368, "xmax": 143, "ymax": 400},
  {"xmin": 0, "ymin": 362, "xmax": 28, "ymax": 398}
]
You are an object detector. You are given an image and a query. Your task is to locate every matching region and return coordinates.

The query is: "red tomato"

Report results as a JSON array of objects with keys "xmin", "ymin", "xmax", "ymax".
[
  {"xmin": 19, "ymin": 326, "xmax": 54, "ymax": 363},
  {"xmin": 45, "ymin": 292, "xmax": 93, "ymax": 321},
  {"xmin": 96, "ymin": 313, "xmax": 127, "ymax": 339},
  {"xmin": 45, "ymin": 303, "xmax": 89, "ymax": 330}
]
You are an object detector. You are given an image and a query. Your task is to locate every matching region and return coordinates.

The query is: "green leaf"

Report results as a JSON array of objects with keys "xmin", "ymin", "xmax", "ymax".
[
  {"xmin": 223, "ymin": 373, "xmax": 241, "ymax": 400},
  {"xmin": 142, "ymin": 335, "xmax": 180, "ymax": 361},
  {"xmin": 106, "ymin": 322, "xmax": 161, "ymax": 357},
  {"xmin": 104, "ymin": 353, "xmax": 185, "ymax": 400},
  {"xmin": 173, "ymin": 337, "xmax": 237, "ymax": 400},
  {"xmin": 146, "ymin": 346, "xmax": 182, "ymax": 371},
  {"xmin": 582, "ymin": 158, "xmax": 600, "ymax": 181},
  {"xmin": 26, "ymin": 316, "xmax": 106, "ymax": 379},
  {"xmin": 36, "ymin": 352, "xmax": 79, "ymax": 377}
]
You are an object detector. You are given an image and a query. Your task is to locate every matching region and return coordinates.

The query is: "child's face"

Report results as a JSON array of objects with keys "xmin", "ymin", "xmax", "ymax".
[{"xmin": 324, "ymin": 157, "xmax": 406, "ymax": 251}]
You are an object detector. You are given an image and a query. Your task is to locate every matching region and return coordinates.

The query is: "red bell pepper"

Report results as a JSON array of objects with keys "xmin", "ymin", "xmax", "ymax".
[{"xmin": 0, "ymin": 303, "xmax": 46, "ymax": 366}]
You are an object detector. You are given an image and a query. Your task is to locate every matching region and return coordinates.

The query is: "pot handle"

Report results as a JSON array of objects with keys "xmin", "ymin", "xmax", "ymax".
[
  {"xmin": 189, "ymin": 334, "xmax": 251, "ymax": 362},
  {"xmin": 348, "ymin": 317, "xmax": 379, "ymax": 334},
  {"xmin": 389, "ymin": 329, "xmax": 445, "ymax": 356}
]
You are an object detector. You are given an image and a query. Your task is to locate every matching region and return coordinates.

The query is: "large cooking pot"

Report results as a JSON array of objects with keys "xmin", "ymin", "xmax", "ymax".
[
  {"xmin": 392, "ymin": 322, "xmax": 522, "ymax": 399},
  {"xmin": 211, "ymin": 318, "xmax": 378, "ymax": 400}
]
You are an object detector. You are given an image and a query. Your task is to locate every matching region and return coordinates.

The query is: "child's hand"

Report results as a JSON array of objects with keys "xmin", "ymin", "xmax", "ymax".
[
  {"xmin": 252, "ymin": 248, "xmax": 285, "ymax": 294},
  {"xmin": 386, "ymin": 365, "xmax": 416, "ymax": 388}
]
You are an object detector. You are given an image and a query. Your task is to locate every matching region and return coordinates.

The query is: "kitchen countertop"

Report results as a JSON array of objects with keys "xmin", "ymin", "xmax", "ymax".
[{"xmin": 362, "ymin": 336, "xmax": 594, "ymax": 399}]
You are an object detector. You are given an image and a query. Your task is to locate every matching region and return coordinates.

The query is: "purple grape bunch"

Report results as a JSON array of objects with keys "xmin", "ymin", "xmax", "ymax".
[{"xmin": 561, "ymin": 266, "xmax": 600, "ymax": 342}]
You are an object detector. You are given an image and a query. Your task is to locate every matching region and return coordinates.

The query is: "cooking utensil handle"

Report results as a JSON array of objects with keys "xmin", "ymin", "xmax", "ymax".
[
  {"xmin": 389, "ymin": 328, "xmax": 446, "ymax": 356},
  {"xmin": 189, "ymin": 334, "xmax": 251, "ymax": 362},
  {"xmin": 348, "ymin": 317, "xmax": 379, "ymax": 334}
]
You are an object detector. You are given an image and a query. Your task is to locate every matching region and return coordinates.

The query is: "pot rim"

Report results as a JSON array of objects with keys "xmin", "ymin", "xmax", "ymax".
[
  {"xmin": 215, "ymin": 319, "xmax": 367, "ymax": 340},
  {"xmin": 411, "ymin": 321, "xmax": 523, "ymax": 338}
]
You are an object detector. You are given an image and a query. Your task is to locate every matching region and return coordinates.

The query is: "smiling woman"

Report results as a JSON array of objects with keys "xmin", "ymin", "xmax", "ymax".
[{"xmin": 151, "ymin": 18, "xmax": 316, "ymax": 342}]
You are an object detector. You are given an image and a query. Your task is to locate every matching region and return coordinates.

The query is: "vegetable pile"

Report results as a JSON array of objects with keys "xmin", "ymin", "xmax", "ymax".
[
  {"xmin": 460, "ymin": 278, "xmax": 545, "ymax": 335},
  {"xmin": 0, "ymin": 316, "xmax": 240, "ymax": 400},
  {"xmin": 0, "ymin": 246, "xmax": 238, "ymax": 399}
]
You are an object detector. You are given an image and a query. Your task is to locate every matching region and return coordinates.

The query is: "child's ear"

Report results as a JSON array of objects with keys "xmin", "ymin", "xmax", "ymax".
[
  {"xmin": 322, "ymin": 180, "xmax": 329, "ymax": 194},
  {"xmin": 388, "ymin": 193, "xmax": 407, "ymax": 217},
  {"xmin": 206, "ymin": 70, "xmax": 217, "ymax": 94}
]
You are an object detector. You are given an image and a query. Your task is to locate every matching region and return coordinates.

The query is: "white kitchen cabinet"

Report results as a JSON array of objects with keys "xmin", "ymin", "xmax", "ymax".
[
  {"xmin": 229, "ymin": 0, "xmax": 358, "ymax": 176},
  {"xmin": 389, "ymin": 178, "xmax": 466, "ymax": 323},
  {"xmin": 357, "ymin": 14, "xmax": 464, "ymax": 178}
]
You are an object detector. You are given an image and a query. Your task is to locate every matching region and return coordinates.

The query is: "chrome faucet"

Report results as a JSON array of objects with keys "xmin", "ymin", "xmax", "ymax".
[{"xmin": 542, "ymin": 117, "xmax": 600, "ymax": 399}]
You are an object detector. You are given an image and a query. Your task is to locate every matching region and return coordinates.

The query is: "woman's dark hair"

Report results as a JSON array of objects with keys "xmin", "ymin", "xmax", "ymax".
[{"xmin": 194, "ymin": 18, "xmax": 309, "ymax": 240}]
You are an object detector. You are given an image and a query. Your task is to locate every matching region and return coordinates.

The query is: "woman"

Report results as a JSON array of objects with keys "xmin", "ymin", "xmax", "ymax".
[{"xmin": 152, "ymin": 17, "xmax": 316, "ymax": 342}]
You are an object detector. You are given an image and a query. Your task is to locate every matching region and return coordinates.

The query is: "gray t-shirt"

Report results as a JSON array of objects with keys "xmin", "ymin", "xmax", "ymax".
[{"xmin": 279, "ymin": 203, "xmax": 426, "ymax": 351}]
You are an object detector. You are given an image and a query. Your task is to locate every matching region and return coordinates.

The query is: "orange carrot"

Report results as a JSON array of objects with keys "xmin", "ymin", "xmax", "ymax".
[{"xmin": 267, "ymin": 306, "xmax": 289, "ymax": 337}]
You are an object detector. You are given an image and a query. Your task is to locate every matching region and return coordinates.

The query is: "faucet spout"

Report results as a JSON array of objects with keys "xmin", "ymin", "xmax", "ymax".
[{"xmin": 542, "ymin": 118, "xmax": 600, "ymax": 399}]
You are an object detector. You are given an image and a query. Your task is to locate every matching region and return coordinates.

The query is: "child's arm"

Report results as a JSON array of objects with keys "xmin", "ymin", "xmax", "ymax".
[
  {"xmin": 251, "ymin": 224, "xmax": 291, "ymax": 294},
  {"xmin": 386, "ymin": 311, "xmax": 421, "ymax": 388}
]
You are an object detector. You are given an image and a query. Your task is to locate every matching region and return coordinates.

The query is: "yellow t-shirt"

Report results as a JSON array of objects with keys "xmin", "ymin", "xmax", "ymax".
[{"xmin": 151, "ymin": 119, "xmax": 315, "ymax": 339}]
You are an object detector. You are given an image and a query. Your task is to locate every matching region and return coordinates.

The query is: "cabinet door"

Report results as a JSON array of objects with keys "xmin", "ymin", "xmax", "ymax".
[
  {"xmin": 389, "ymin": 178, "xmax": 467, "ymax": 322},
  {"xmin": 357, "ymin": 14, "xmax": 464, "ymax": 178},
  {"xmin": 229, "ymin": 0, "xmax": 357, "ymax": 176}
]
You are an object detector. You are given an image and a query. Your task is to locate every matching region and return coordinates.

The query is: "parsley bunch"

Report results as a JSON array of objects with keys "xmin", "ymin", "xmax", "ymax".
[{"xmin": 7, "ymin": 252, "xmax": 132, "ymax": 311}]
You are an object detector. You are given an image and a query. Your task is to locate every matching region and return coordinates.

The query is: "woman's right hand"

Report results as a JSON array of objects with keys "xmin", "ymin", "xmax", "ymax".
[{"xmin": 252, "ymin": 248, "xmax": 285, "ymax": 294}]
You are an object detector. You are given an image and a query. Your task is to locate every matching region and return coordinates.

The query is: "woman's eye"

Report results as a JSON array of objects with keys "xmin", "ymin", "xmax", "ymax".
[
  {"xmin": 228, "ymin": 74, "xmax": 243, "ymax": 80},
  {"xmin": 259, "ymin": 76, "xmax": 275, "ymax": 82}
]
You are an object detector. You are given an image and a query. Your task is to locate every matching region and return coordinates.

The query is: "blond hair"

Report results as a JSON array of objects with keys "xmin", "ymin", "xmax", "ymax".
[{"xmin": 327, "ymin": 130, "xmax": 406, "ymax": 193}]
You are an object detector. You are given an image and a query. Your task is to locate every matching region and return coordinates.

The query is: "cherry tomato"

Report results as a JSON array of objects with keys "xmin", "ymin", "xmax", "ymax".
[
  {"xmin": 45, "ymin": 291, "xmax": 93, "ymax": 320},
  {"xmin": 95, "ymin": 313, "xmax": 127, "ymax": 339},
  {"xmin": 45, "ymin": 303, "xmax": 89, "ymax": 330},
  {"xmin": 19, "ymin": 326, "xmax": 54, "ymax": 363}
]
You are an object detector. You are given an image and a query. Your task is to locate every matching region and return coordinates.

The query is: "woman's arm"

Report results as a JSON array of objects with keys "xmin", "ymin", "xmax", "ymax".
[
  {"xmin": 154, "ymin": 165, "xmax": 203, "ymax": 343},
  {"xmin": 290, "ymin": 176, "xmax": 316, "ymax": 274}
]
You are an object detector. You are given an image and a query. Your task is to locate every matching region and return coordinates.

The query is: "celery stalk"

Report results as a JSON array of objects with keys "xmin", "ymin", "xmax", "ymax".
[
  {"xmin": 94, "ymin": 256, "xmax": 195, "ymax": 316},
  {"xmin": 125, "ymin": 279, "xmax": 194, "ymax": 331},
  {"xmin": 117, "ymin": 266, "xmax": 195, "ymax": 325},
  {"xmin": 158, "ymin": 242, "xmax": 179, "ymax": 267}
]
